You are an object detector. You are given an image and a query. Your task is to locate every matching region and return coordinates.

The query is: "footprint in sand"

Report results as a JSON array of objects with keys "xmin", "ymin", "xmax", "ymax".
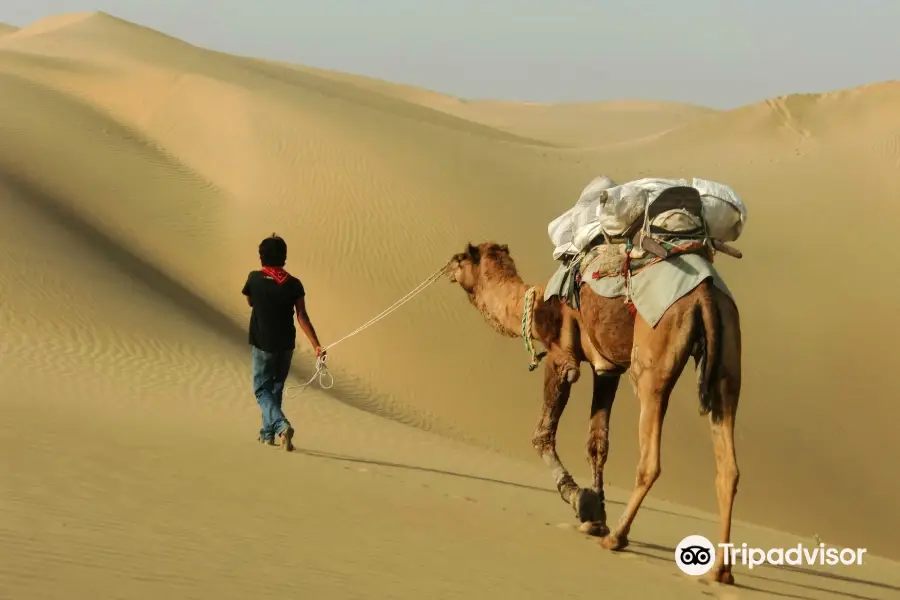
[{"xmin": 447, "ymin": 494, "xmax": 478, "ymax": 503}]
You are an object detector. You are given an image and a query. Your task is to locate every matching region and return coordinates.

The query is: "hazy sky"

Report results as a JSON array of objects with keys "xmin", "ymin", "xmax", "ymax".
[{"xmin": 2, "ymin": 1, "xmax": 898, "ymax": 109}]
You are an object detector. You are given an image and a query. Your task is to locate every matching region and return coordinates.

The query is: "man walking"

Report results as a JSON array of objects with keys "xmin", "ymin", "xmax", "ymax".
[{"xmin": 241, "ymin": 233, "xmax": 324, "ymax": 451}]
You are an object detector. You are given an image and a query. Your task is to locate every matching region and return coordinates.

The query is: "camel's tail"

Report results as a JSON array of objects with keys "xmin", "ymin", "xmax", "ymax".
[{"xmin": 695, "ymin": 284, "xmax": 721, "ymax": 416}]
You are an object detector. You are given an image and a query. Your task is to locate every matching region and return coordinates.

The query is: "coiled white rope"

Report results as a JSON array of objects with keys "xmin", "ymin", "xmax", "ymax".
[
  {"xmin": 520, "ymin": 286, "xmax": 546, "ymax": 371},
  {"xmin": 284, "ymin": 260, "xmax": 451, "ymax": 398}
]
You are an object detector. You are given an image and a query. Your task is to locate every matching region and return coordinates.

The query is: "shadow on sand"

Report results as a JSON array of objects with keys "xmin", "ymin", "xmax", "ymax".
[{"xmin": 297, "ymin": 447, "xmax": 899, "ymax": 600}]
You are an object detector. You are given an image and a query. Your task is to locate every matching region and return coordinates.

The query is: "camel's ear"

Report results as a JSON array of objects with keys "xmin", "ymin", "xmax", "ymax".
[
  {"xmin": 498, "ymin": 244, "xmax": 509, "ymax": 254},
  {"xmin": 466, "ymin": 242, "xmax": 481, "ymax": 263}
]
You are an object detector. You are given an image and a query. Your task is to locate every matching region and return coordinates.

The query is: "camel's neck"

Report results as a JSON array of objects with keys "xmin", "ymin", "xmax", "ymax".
[{"xmin": 469, "ymin": 278, "xmax": 532, "ymax": 339}]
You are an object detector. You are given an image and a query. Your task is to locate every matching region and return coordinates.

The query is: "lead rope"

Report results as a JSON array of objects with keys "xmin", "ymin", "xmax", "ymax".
[{"xmin": 284, "ymin": 260, "xmax": 451, "ymax": 398}]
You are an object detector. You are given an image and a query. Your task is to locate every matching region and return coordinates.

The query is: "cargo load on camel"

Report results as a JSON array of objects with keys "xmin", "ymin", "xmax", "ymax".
[
  {"xmin": 548, "ymin": 176, "xmax": 747, "ymax": 261},
  {"xmin": 544, "ymin": 176, "xmax": 746, "ymax": 325}
]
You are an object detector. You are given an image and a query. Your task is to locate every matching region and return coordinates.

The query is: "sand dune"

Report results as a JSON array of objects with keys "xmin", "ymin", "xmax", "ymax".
[
  {"xmin": 279, "ymin": 63, "xmax": 718, "ymax": 147},
  {"xmin": 2, "ymin": 11, "xmax": 899, "ymax": 599}
]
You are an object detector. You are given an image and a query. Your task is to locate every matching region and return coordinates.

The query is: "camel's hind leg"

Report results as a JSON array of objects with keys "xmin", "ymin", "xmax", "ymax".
[
  {"xmin": 532, "ymin": 356, "xmax": 597, "ymax": 524},
  {"xmin": 708, "ymin": 388, "xmax": 739, "ymax": 584},
  {"xmin": 581, "ymin": 373, "xmax": 620, "ymax": 536},
  {"xmin": 707, "ymin": 294, "xmax": 741, "ymax": 585},
  {"xmin": 601, "ymin": 310, "xmax": 695, "ymax": 551}
]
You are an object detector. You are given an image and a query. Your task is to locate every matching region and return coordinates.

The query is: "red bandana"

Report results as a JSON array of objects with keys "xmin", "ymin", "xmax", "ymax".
[{"xmin": 261, "ymin": 266, "xmax": 291, "ymax": 285}]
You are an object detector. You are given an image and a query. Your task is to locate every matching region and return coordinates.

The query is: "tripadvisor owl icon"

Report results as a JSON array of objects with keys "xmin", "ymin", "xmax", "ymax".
[{"xmin": 675, "ymin": 535, "xmax": 716, "ymax": 576}]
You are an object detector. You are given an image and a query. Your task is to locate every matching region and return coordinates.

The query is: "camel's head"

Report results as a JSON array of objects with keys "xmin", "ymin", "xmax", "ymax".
[{"xmin": 447, "ymin": 242, "xmax": 517, "ymax": 293}]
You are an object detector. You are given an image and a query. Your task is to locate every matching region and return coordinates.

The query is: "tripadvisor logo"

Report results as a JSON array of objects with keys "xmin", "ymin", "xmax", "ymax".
[
  {"xmin": 675, "ymin": 535, "xmax": 868, "ymax": 576},
  {"xmin": 676, "ymin": 535, "xmax": 717, "ymax": 576}
]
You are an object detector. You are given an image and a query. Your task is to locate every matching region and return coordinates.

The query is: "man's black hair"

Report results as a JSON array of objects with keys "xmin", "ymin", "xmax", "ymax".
[{"xmin": 259, "ymin": 233, "xmax": 288, "ymax": 267}]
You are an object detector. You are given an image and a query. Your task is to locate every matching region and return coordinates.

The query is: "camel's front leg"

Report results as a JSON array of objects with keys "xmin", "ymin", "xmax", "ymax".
[
  {"xmin": 532, "ymin": 358, "xmax": 595, "ymax": 524},
  {"xmin": 582, "ymin": 372, "xmax": 620, "ymax": 536}
]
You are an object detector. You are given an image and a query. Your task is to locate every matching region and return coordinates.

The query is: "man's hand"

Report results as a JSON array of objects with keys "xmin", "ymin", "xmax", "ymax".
[{"xmin": 315, "ymin": 346, "xmax": 326, "ymax": 358}]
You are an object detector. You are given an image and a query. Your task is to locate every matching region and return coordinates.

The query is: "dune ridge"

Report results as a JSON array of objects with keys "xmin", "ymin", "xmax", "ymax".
[
  {"xmin": 274, "ymin": 62, "xmax": 719, "ymax": 147},
  {"xmin": 2, "ymin": 11, "xmax": 899, "ymax": 599}
]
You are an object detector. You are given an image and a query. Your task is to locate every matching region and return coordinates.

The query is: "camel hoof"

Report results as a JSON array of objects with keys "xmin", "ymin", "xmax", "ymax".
[
  {"xmin": 572, "ymin": 488, "xmax": 606, "ymax": 524},
  {"xmin": 599, "ymin": 533, "xmax": 629, "ymax": 551},
  {"xmin": 565, "ymin": 367, "xmax": 579, "ymax": 384},
  {"xmin": 710, "ymin": 567, "xmax": 735, "ymax": 586},
  {"xmin": 577, "ymin": 521, "xmax": 610, "ymax": 537}
]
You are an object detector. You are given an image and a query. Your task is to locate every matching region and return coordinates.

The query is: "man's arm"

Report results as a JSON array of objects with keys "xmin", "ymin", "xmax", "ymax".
[
  {"xmin": 294, "ymin": 296, "xmax": 323, "ymax": 356},
  {"xmin": 242, "ymin": 274, "xmax": 253, "ymax": 306}
]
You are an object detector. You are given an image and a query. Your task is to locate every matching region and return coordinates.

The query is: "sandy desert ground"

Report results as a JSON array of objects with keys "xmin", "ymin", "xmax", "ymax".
[{"xmin": 1, "ymin": 11, "xmax": 899, "ymax": 600}]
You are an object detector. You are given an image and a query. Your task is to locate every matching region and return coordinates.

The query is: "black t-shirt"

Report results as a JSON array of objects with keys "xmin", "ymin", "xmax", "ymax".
[{"xmin": 241, "ymin": 270, "xmax": 306, "ymax": 352}]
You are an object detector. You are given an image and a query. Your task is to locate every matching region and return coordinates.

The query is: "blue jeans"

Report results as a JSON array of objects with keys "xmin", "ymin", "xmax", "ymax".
[{"xmin": 251, "ymin": 346, "xmax": 293, "ymax": 441}]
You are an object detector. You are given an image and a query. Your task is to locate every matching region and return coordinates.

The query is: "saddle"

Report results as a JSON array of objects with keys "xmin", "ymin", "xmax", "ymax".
[{"xmin": 589, "ymin": 186, "xmax": 743, "ymax": 260}]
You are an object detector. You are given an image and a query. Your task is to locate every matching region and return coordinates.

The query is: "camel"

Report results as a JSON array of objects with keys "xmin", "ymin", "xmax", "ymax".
[{"xmin": 447, "ymin": 240, "xmax": 741, "ymax": 585}]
